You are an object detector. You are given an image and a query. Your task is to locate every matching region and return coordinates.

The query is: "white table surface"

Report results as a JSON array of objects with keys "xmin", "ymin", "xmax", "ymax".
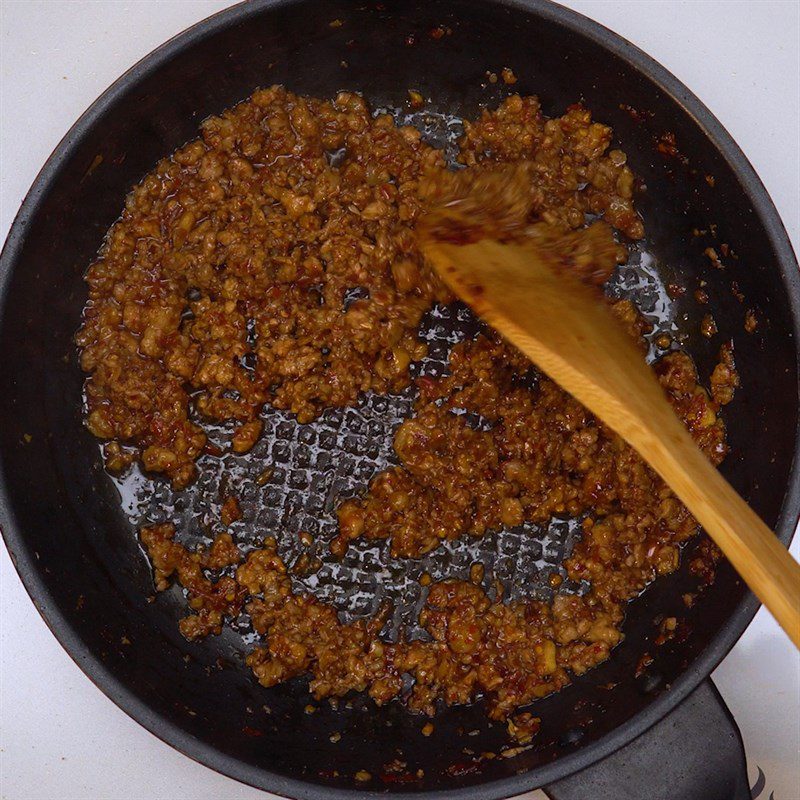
[{"xmin": 1, "ymin": 1, "xmax": 798, "ymax": 798}]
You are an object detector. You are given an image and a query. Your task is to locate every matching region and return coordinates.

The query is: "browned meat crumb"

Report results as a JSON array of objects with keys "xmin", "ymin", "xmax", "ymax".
[
  {"xmin": 469, "ymin": 562, "xmax": 485, "ymax": 584},
  {"xmin": 656, "ymin": 131, "xmax": 689, "ymax": 167},
  {"xmin": 667, "ymin": 282, "xmax": 686, "ymax": 298},
  {"xmin": 501, "ymin": 67, "xmax": 518, "ymax": 85},
  {"xmin": 102, "ymin": 441, "xmax": 136, "ymax": 473},
  {"xmin": 704, "ymin": 247, "xmax": 724, "ymax": 269},
  {"xmin": 507, "ymin": 712, "xmax": 541, "ymax": 743},
  {"xmin": 232, "ymin": 420, "xmax": 263, "ymax": 454},
  {"xmin": 139, "ymin": 523, "xmax": 243, "ymax": 639},
  {"xmin": 654, "ymin": 333, "xmax": 672, "ymax": 350},
  {"xmin": 635, "ymin": 653, "xmax": 654, "ymax": 677},
  {"xmin": 220, "ymin": 495, "xmax": 242, "ymax": 527},
  {"xmin": 700, "ymin": 313, "xmax": 718, "ymax": 338},
  {"xmin": 255, "ymin": 467, "xmax": 274, "ymax": 486},
  {"xmin": 408, "ymin": 89, "xmax": 424, "ymax": 108},
  {"xmin": 710, "ymin": 343, "xmax": 739, "ymax": 406},
  {"xmin": 655, "ymin": 616, "xmax": 678, "ymax": 645},
  {"xmin": 690, "ymin": 538, "xmax": 723, "ymax": 585},
  {"xmin": 298, "ymin": 530, "xmax": 314, "ymax": 547}
]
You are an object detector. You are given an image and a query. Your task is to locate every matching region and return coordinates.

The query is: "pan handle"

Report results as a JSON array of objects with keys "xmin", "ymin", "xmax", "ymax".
[{"xmin": 543, "ymin": 679, "xmax": 752, "ymax": 800}]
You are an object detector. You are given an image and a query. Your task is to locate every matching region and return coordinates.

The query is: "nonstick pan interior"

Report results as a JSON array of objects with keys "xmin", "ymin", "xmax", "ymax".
[{"xmin": 1, "ymin": 1, "xmax": 798, "ymax": 797}]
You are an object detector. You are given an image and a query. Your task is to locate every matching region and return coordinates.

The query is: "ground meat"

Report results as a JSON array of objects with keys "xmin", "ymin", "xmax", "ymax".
[
  {"xmin": 418, "ymin": 162, "xmax": 540, "ymax": 243},
  {"xmin": 710, "ymin": 343, "xmax": 740, "ymax": 406},
  {"xmin": 141, "ymin": 465, "xmax": 708, "ymax": 722},
  {"xmin": 220, "ymin": 495, "xmax": 242, "ymax": 527},
  {"xmin": 418, "ymin": 161, "xmax": 629, "ymax": 287},
  {"xmin": 458, "ymin": 97, "xmax": 643, "ymax": 239},
  {"xmin": 77, "ymin": 90, "xmax": 643, "ymax": 487},
  {"xmin": 78, "ymin": 86, "xmax": 450, "ymax": 486},
  {"xmin": 333, "ymin": 335, "xmax": 725, "ymax": 559},
  {"xmin": 139, "ymin": 334, "xmax": 728, "ymax": 720},
  {"xmin": 700, "ymin": 313, "xmax": 718, "ymax": 338},
  {"xmin": 744, "ymin": 308, "xmax": 759, "ymax": 334},
  {"xmin": 507, "ymin": 712, "xmax": 541, "ymax": 744},
  {"xmin": 81, "ymin": 86, "xmax": 729, "ymax": 726},
  {"xmin": 140, "ymin": 523, "xmax": 243, "ymax": 639}
]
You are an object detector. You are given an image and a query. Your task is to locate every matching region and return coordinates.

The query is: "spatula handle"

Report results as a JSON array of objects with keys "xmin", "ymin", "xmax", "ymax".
[{"xmin": 641, "ymin": 409, "xmax": 800, "ymax": 649}]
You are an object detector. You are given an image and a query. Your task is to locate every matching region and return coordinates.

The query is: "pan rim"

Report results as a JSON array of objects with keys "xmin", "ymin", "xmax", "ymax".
[{"xmin": 1, "ymin": 0, "xmax": 798, "ymax": 797}]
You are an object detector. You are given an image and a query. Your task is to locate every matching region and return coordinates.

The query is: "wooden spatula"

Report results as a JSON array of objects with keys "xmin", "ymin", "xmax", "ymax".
[{"xmin": 421, "ymin": 234, "xmax": 800, "ymax": 649}]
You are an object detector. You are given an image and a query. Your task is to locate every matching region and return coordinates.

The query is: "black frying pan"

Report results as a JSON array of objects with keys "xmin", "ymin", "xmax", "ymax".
[{"xmin": 1, "ymin": 2, "xmax": 798, "ymax": 799}]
